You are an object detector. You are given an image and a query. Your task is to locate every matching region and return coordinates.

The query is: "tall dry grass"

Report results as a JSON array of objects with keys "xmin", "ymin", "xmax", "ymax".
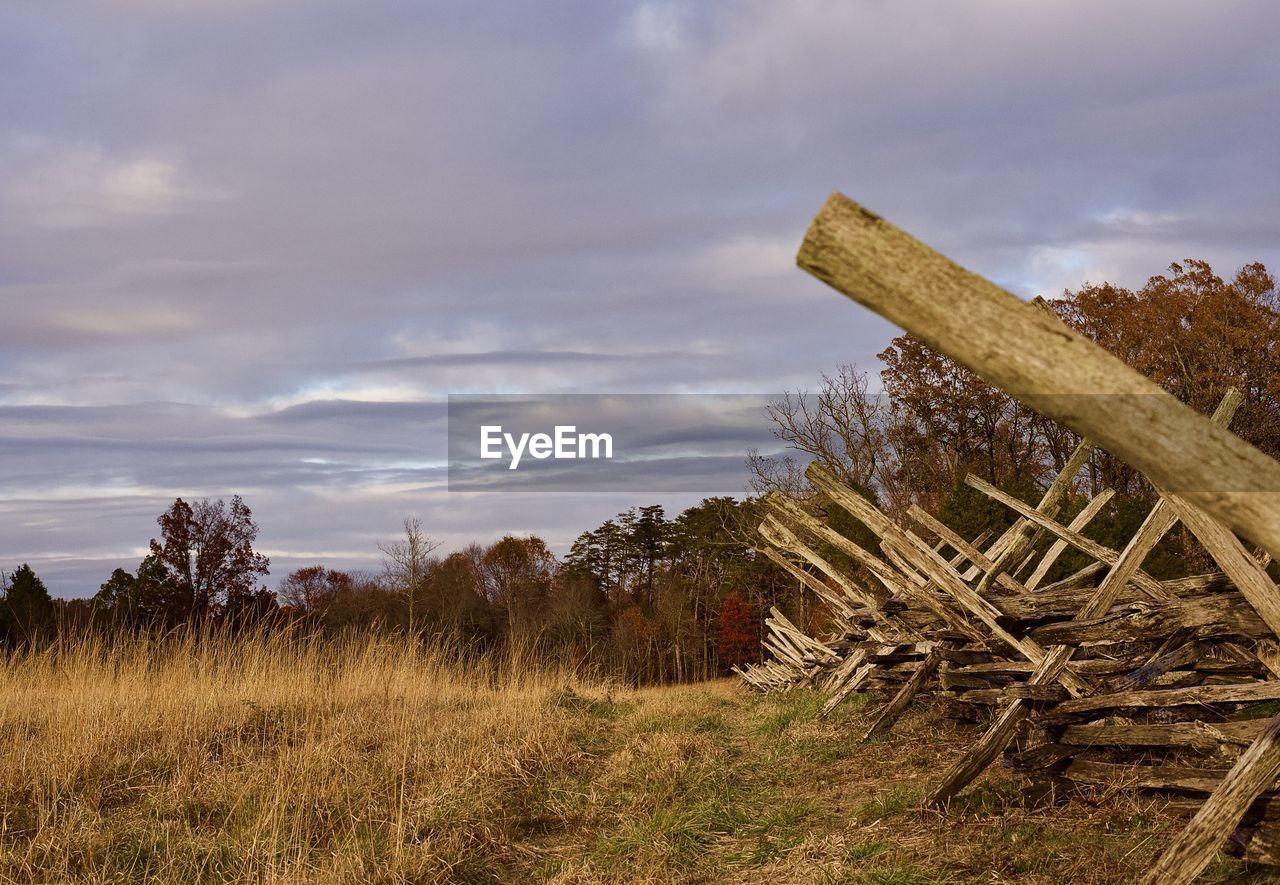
[{"xmin": 0, "ymin": 630, "xmax": 603, "ymax": 883}]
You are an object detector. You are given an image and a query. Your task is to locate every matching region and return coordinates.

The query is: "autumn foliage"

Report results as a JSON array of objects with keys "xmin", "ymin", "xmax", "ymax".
[{"xmin": 715, "ymin": 592, "xmax": 761, "ymax": 668}]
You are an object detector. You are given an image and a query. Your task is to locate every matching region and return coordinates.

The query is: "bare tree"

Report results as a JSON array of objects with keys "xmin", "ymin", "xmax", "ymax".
[
  {"xmin": 750, "ymin": 365, "xmax": 898, "ymax": 505},
  {"xmin": 378, "ymin": 517, "xmax": 441, "ymax": 634}
]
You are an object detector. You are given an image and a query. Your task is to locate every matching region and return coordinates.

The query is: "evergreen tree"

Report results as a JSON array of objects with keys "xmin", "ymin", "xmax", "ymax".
[{"xmin": 2, "ymin": 564, "xmax": 53, "ymax": 642}]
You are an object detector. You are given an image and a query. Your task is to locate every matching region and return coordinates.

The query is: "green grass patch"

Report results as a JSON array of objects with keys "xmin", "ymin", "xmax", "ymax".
[
  {"xmin": 844, "ymin": 840, "xmax": 894, "ymax": 863},
  {"xmin": 756, "ymin": 689, "xmax": 827, "ymax": 736},
  {"xmin": 854, "ymin": 787, "xmax": 921, "ymax": 823},
  {"xmin": 949, "ymin": 779, "xmax": 1021, "ymax": 818},
  {"xmin": 550, "ymin": 687, "xmax": 626, "ymax": 720},
  {"xmin": 730, "ymin": 798, "xmax": 823, "ymax": 865}
]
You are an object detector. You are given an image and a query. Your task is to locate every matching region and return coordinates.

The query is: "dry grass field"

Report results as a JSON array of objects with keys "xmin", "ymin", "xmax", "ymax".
[{"xmin": 0, "ymin": 634, "xmax": 1276, "ymax": 884}]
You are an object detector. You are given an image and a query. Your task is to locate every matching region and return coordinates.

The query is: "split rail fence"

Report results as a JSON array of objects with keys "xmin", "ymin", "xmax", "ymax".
[{"xmin": 735, "ymin": 194, "xmax": 1280, "ymax": 884}]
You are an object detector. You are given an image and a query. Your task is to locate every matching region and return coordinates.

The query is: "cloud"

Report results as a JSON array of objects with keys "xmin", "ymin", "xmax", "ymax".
[
  {"xmin": 6, "ymin": 144, "xmax": 230, "ymax": 229},
  {"xmin": 693, "ymin": 235, "xmax": 797, "ymax": 284},
  {"xmin": 2, "ymin": 0, "xmax": 1278, "ymax": 594},
  {"xmin": 624, "ymin": 3, "xmax": 689, "ymax": 53}
]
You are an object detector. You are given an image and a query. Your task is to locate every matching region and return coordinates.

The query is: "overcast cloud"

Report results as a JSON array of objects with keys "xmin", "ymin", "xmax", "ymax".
[{"xmin": 3, "ymin": 0, "xmax": 1278, "ymax": 595}]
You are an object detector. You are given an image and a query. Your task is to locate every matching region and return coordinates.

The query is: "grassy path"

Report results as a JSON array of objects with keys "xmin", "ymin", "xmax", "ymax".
[{"xmin": 520, "ymin": 680, "xmax": 1276, "ymax": 884}]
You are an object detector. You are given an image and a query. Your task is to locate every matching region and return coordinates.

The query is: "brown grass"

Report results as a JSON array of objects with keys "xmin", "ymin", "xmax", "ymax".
[
  {"xmin": 1, "ymin": 636, "xmax": 1278, "ymax": 883},
  {"xmin": 0, "ymin": 632, "xmax": 593, "ymax": 883}
]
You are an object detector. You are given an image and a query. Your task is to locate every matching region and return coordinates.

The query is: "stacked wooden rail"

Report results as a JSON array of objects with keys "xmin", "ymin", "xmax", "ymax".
[{"xmin": 735, "ymin": 192, "xmax": 1280, "ymax": 883}]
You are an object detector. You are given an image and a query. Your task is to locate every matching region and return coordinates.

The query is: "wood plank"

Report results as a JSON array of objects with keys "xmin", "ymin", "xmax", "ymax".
[
  {"xmin": 820, "ymin": 659, "xmax": 876, "ymax": 718},
  {"xmin": 759, "ymin": 545, "xmax": 859, "ymax": 623},
  {"xmin": 965, "ymin": 475, "xmax": 1167, "ymax": 597},
  {"xmin": 766, "ymin": 494, "xmax": 897, "ymax": 605},
  {"xmin": 1037, "ymin": 682, "xmax": 1280, "ymax": 726},
  {"xmin": 966, "ymin": 439, "xmax": 1093, "ymax": 596},
  {"xmin": 1028, "ymin": 594, "xmax": 1271, "ymax": 645},
  {"xmin": 1144, "ymin": 713, "xmax": 1280, "ymax": 884},
  {"xmin": 768, "ymin": 606, "xmax": 830, "ymax": 649},
  {"xmin": 1034, "ymin": 562, "xmax": 1105, "ymax": 594},
  {"xmin": 908, "ymin": 506, "xmax": 995, "ymax": 572},
  {"xmin": 795, "ymin": 192, "xmax": 1280, "ymax": 560},
  {"xmin": 954, "ymin": 684, "xmax": 1068, "ymax": 705},
  {"xmin": 1066, "ymin": 759, "xmax": 1231, "ymax": 794},
  {"xmin": 801, "ymin": 473, "xmax": 991, "ymax": 642},
  {"xmin": 954, "ymin": 444, "xmax": 1077, "ymax": 583},
  {"xmin": 1161, "ymin": 572, "xmax": 1233, "ymax": 596},
  {"xmin": 945, "ymin": 658, "xmax": 1133, "ymax": 678},
  {"xmin": 987, "ymin": 582, "xmax": 1146, "ymax": 624},
  {"xmin": 764, "ymin": 635, "xmax": 807, "ymax": 669},
  {"xmin": 1025, "ymin": 490, "xmax": 1115, "ymax": 589},
  {"xmin": 1107, "ymin": 636, "xmax": 1202, "ymax": 693},
  {"xmin": 1061, "ymin": 720, "xmax": 1265, "ymax": 751},
  {"xmin": 1242, "ymin": 825, "xmax": 1280, "ymax": 865},
  {"xmin": 759, "ymin": 517, "xmax": 888, "ymax": 620},
  {"xmin": 1162, "ymin": 493, "xmax": 1280, "ymax": 641}
]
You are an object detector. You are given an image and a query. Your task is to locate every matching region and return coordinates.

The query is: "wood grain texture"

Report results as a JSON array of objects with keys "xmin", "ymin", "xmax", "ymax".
[
  {"xmin": 1143, "ymin": 713, "xmax": 1280, "ymax": 884},
  {"xmin": 1036, "ymin": 681, "xmax": 1280, "ymax": 726}
]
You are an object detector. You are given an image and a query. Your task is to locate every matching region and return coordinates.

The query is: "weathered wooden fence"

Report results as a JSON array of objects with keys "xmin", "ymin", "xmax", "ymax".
[{"xmin": 736, "ymin": 194, "xmax": 1280, "ymax": 884}]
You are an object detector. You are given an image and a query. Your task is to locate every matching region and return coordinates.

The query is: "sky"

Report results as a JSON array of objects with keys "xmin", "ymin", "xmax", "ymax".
[{"xmin": 3, "ymin": 0, "xmax": 1279, "ymax": 597}]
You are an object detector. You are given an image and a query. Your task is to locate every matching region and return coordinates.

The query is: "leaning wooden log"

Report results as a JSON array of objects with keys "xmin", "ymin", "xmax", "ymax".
[
  {"xmin": 1161, "ymin": 492, "xmax": 1280, "ymax": 640},
  {"xmin": 1143, "ymin": 712, "xmax": 1280, "ymax": 885},
  {"xmin": 759, "ymin": 517, "xmax": 892, "ymax": 640},
  {"xmin": 964, "ymin": 475, "xmax": 1168, "ymax": 598},
  {"xmin": 970, "ymin": 438, "xmax": 1094, "ymax": 596},
  {"xmin": 908, "ymin": 505, "xmax": 995, "ymax": 572},
  {"xmin": 767, "ymin": 606, "xmax": 839, "ymax": 660},
  {"xmin": 764, "ymin": 494, "xmax": 899, "ymax": 605},
  {"xmin": 1033, "ymin": 562, "xmax": 1106, "ymax": 594},
  {"xmin": 1024, "ymin": 490, "xmax": 1115, "ymax": 589},
  {"xmin": 929, "ymin": 700, "xmax": 1031, "ymax": 806},
  {"xmin": 820, "ymin": 652, "xmax": 876, "ymax": 718},
  {"xmin": 795, "ymin": 193, "xmax": 1280, "ymax": 561},
  {"xmin": 760, "ymin": 545, "xmax": 860, "ymax": 623},
  {"xmin": 763, "ymin": 634, "xmax": 808, "ymax": 669},
  {"xmin": 860, "ymin": 647, "xmax": 943, "ymax": 742}
]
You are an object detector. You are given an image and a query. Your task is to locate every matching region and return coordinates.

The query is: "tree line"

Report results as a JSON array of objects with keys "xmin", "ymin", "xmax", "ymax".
[
  {"xmin": 0, "ymin": 496, "xmax": 796, "ymax": 684},
  {"xmin": 5, "ymin": 259, "xmax": 1278, "ymax": 680}
]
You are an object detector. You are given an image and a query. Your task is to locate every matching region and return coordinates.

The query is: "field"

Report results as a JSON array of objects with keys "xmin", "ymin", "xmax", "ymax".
[{"xmin": 0, "ymin": 635, "xmax": 1271, "ymax": 884}]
